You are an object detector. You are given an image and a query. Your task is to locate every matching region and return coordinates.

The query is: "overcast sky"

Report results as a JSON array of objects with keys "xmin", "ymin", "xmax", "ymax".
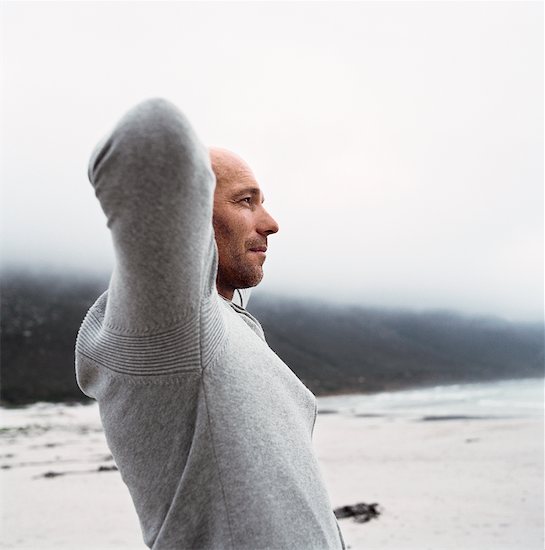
[{"xmin": 1, "ymin": 1, "xmax": 543, "ymax": 322}]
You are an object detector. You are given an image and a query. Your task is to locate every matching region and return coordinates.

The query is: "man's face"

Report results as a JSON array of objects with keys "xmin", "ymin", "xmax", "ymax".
[{"xmin": 210, "ymin": 148, "xmax": 279, "ymax": 300}]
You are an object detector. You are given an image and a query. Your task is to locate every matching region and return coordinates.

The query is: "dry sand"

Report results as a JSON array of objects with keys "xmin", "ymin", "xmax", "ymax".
[
  {"xmin": 315, "ymin": 412, "xmax": 543, "ymax": 550},
  {"xmin": 1, "ymin": 401, "xmax": 543, "ymax": 550}
]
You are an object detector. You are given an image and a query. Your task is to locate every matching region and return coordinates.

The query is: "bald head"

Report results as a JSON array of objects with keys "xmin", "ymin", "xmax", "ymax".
[
  {"xmin": 209, "ymin": 147, "xmax": 256, "ymax": 191},
  {"xmin": 208, "ymin": 147, "xmax": 279, "ymax": 300}
]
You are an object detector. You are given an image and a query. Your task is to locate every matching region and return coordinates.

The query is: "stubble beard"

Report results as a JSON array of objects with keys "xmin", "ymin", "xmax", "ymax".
[
  {"xmin": 229, "ymin": 251, "xmax": 264, "ymax": 290},
  {"xmin": 218, "ymin": 245, "xmax": 265, "ymax": 292}
]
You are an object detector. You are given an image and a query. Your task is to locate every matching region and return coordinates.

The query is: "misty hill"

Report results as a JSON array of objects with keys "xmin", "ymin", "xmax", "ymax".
[
  {"xmin": 248, "ymin": 295, "xmax": 544, "ymax": 394},
  {"xmin": 1, "ymin": 271, "xmax": 543, "ymax": 405}
]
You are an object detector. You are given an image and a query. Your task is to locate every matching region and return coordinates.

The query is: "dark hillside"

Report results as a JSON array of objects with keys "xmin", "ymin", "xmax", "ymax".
[
  {"xmin": 1, "ymin": 271, "xmax": 106, "ymax": 404},
  {"xmin": 1, "ymin": 271, "xmax": 543, "ymax": 404},
  {"xmin": 247, "ymin": 295, "xmax": 544, "ymax": 394}
]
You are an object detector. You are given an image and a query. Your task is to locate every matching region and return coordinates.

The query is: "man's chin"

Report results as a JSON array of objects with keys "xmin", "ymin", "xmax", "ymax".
[
  {"xmin": 217, "ymin": 264, "xmax": 263, "ymax": 292},
  {"xmin": 239, "ymin": 266, "xmax": 263, "ymax": 289}
]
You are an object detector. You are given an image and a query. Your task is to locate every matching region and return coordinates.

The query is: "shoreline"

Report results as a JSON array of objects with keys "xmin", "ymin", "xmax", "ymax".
[{"xmin": 2, "ymin": 374, "xmax": 543, "ymax": 408}]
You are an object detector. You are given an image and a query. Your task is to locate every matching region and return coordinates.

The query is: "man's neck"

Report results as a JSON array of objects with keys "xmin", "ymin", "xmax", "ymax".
[{"xmin": 216, "ymin": 283, "xmax": 234, "ymax": 301}]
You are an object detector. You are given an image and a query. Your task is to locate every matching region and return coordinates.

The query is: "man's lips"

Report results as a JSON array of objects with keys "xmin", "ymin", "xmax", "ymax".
[{"xmin": 248, "ymin": 246, "xmax": 267, "ymax": 253}]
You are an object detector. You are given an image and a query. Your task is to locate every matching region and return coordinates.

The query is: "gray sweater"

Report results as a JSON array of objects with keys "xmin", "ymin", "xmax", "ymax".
[{"xmin": 75, "ymin": 98, "xmax": 345, "ymax": 550}]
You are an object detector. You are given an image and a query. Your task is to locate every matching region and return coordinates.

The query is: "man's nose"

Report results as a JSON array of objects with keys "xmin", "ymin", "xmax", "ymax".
[{"xmin": 258, "ymin": 207, "xmax": 279, "ymax": 236}]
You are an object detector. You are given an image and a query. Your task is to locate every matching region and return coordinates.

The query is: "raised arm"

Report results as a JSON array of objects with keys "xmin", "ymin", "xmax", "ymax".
[{"xmin": 89, "ymin": 98, "xmax": 215, "ymax": 332}]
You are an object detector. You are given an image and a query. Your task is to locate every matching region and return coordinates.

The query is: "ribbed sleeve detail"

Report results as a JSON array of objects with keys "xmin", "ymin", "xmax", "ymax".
[
  {"xmin": 201, "ymin": 295, "xmax": 227, "ymax": 369},
  {"xmin": 76, "ymin": 293, "xmax": 201, "ymax": 376}
]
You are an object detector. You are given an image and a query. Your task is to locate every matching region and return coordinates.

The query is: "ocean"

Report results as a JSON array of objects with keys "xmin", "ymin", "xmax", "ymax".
[
  {"xmin": 317, "ymin": 377, "xmax": 544, "ymax": 420},
  {"xmin": 2, "ymin": 377, "xmax": 543, "ymax": 433}
]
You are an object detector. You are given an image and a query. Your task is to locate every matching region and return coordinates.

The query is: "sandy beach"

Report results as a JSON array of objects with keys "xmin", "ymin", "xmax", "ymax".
[
  {"xmin": 316, "ymin": 413, "xmax": 542, "ymax": 549},
  {"xmin": 1, "ymin": 380, "xmax": 543, "ymax": 550}
]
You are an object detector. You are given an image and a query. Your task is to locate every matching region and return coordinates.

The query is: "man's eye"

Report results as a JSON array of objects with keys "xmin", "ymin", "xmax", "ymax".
[{"xmin": 241, "ymin": 197, "xmax": 252, "ymax": 204}]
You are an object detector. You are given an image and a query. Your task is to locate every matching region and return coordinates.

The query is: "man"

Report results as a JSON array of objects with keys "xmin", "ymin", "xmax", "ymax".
[{"xmin": 76, "ymin": 98, "xmax": 345, "ymax": 550}]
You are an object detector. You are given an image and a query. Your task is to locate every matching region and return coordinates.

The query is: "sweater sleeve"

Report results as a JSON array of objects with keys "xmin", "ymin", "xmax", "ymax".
[{"xmin": 88, "ymin": 98, "xmax": 216, "ymax": 332}]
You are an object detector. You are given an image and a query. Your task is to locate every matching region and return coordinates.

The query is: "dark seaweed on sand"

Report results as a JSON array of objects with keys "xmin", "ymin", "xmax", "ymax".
[{"xmin": 334, "ymin": 502, "xmax": 382, "ymax": 523}]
